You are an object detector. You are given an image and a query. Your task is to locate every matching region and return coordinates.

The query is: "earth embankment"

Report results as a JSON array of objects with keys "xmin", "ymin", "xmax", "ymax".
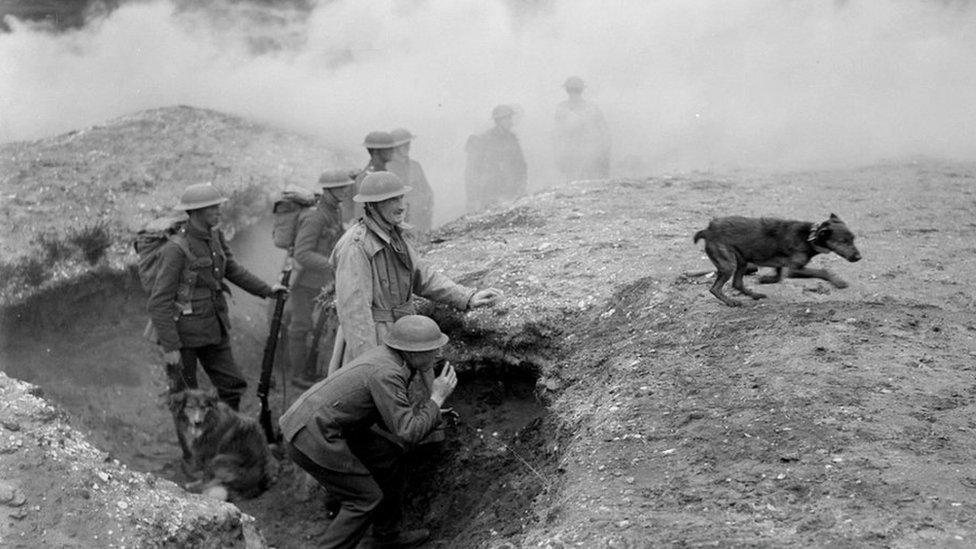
[{"xmin": 3, "ymin": 133, "xmax": 976, "ymax": 546}]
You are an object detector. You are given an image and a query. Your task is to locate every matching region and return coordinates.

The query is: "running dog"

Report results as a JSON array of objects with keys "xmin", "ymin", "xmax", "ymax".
[
  {"xmin": 170, "ymin": 389, "xmax": 275, "ymax": 501},
  {"xmin": 693, "ymin": 214, "xmax": 862, "ymax": 306}
]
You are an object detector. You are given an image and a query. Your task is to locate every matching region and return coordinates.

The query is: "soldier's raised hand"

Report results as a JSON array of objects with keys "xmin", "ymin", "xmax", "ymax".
[{"xmin": 430, "ymin": 362, "xmax": 457, "ymax": 406}]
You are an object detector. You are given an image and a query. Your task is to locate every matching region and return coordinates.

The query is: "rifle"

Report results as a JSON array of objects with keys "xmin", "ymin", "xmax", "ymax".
[
  {"xmin": 258, "ymin": 256, "xmax": 292, "ymax": 444},
  {"xmin": 304, "ymin": 282, "xmax": 337, "ymax": 377}
]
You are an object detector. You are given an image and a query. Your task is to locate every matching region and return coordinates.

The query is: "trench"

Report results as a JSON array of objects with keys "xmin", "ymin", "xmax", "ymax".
[{"xmin": 0, "ymin": 218, "xmax": 566, "ymax": 548}]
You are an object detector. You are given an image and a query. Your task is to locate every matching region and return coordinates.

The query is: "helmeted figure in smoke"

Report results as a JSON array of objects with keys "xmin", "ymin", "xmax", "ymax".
[
  {"xmin": 553, "ymin": 76, "xmax": 611, "ymax": 182},
  {"xmin": 464, "ymin": 104, "xmax": 528, "ymax": 213}
]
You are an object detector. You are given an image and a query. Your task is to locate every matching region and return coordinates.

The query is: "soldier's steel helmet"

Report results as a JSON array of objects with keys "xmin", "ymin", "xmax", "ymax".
[
  {"xmin": 353, "ymin": 171, "xmax": 413, "ymax": 203},
  {"xmin": 384, "ymin": 315, "xmax": 449, "ymax": 352},
  {"xmin": 564, "ymin": 76, "xmax": 585, "ymax": 91},
  {"xmin": 491, "ymin": 104, "xmax": 515, "ymax": 120},
  {"xmin": 390, "ymin": 128, "xmax": 414, "ymax": 147},
  {"xmin": 176, "ymin": 183, "xmax": 228, "ymax": 211},
  {"xmin": 362, "ymin": 131, "xmax": 396, "ymax": 149},
  {"xmin": 318, "ymin": 169, "xmax": 356, "ymax": 189}
]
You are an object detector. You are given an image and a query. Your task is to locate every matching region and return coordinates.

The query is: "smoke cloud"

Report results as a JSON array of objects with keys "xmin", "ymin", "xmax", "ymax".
[{"xmin": 2, "ymin": 0, "xmax": 975, "ymax": 223}]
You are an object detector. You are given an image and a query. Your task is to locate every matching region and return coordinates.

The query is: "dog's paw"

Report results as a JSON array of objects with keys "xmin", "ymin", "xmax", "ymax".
[
  {"xmin": 758, "ymin": 276, "xmax": 780, "ymax": 284},
  {"xmin": 831, "ymin": 279, "xmax": 849, "ymax": 289},
  {"xmin": 751, "ymin": 292, "xmax": 767, "ymax": 300}
]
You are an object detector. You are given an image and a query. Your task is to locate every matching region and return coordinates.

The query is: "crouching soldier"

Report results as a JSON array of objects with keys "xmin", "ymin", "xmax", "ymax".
[
  {"xmin": 147, "ymin": 183, "xmax": 286, "ymax": 451},
  {"xmin": 280, "ymin": 315, "xmax": 455, "ymax": 549}
]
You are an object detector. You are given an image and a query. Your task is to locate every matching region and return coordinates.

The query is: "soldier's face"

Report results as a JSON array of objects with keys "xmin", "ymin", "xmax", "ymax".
[
  {"xmin": 403, "ymin": 349, "xmax": 438, "ymax": 371},
  {"xmin": 329, "ymin": 185, "xmax": 355, "ymax": 202},
  {"xmin": 396, "ymin": 143, "xmax": 411, "ymax": 159},
  {"xmin": 375, "ymin": 195, "xmax": 405, "ymax": 225},
  {"xmin": 191, "ymin": 205, "xmax": 221, "ymax": 228}
]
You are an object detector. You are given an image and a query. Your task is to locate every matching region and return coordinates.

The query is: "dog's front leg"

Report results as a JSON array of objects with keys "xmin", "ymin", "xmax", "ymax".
[{"xmin": 787, "ymin": 267, "xmax": 848, "ymax": 288}]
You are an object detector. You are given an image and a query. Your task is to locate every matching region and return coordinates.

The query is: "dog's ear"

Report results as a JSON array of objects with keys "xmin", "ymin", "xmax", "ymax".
[
  {"xmin": 815, "ymin": 221, "xmax": 832, "ymax": 242},
  {"xmin": 168, "ymin": 391, "xmax": 187, "ymax": 414},
  {"xmin": 828, "ymin": 213, "xmax": 841, "ymax": 222}
]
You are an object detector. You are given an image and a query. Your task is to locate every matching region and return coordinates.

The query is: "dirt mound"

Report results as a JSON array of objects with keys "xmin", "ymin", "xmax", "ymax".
[
  {"xmin": 0, "ymin": 372, "xmax": 266, "ymax": 548},
  {"xmin": 3, "ymin": 158, "xmax": 976, "ymax": 548},
  {"xmin": 0, "ymin": 104, "xmax": 350, "ymax": 304}
]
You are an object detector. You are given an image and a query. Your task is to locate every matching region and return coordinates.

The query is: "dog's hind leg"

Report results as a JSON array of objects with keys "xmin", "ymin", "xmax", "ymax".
[
  {"xmin": 704, "ymin": 243, "xmax": 741, "ymax": 307},
  {"xmin": 731, "ymin": 258, "xmax": 767, "ymax": 301},
  {"xmin": 787, "ymin": 267, "xmax": 848, "ymax": 288}
]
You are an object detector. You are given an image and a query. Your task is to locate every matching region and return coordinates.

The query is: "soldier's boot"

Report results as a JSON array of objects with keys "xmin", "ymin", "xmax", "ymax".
[{"xmin": 288, "ymin": 334, "xmax": 318, "ymax": 389}]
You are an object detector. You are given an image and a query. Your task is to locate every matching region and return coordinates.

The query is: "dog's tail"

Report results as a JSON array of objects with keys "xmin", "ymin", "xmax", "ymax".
[{"xmin": 693, "ymin": 228, "xmax": 708, "ymax": 243}]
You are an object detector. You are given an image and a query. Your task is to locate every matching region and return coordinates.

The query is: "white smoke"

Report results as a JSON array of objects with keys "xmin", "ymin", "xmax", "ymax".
[{"xmin": 2, "ymin": 0, "xmax": 975, "ymax": 223}]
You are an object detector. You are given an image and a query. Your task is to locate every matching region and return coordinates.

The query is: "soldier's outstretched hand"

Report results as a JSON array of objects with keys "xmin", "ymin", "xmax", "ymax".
[{"xmin": 469, "ymin": 288, "xmax": 503, "ymax": 308}]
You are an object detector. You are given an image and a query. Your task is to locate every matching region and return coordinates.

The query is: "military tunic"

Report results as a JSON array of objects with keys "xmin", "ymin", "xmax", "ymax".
[{"xmin": 330, "ymin": 215, "xmax": 474, "ymax": 367}]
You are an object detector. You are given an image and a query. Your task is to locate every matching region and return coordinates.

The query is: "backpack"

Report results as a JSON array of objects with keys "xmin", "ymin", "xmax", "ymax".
[
  {"xmin": 272, "ymin": 186, "xmax": 317, "ymax": 251},
  {"xmin": 134, "ymin": 216, "xmax": 193, "ymax": 292}
]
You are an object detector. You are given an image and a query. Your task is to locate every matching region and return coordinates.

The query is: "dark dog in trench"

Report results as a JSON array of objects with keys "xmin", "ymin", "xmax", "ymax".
[
  {"xmin": 693, "ymin": 213, "xmax": 862, "ymax": 306},
  {"xmin": 170, "ymin": 389, "xmax": 276, "ymax": 500}
]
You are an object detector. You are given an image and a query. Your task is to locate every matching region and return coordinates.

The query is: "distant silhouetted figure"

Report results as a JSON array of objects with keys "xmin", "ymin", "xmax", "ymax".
[
  {"xmin": 554, "ymin": 76, "xmax": 610, "ymax": 182},
  {"xmin": 464, "ymin": 105, "xmax": 527, "ymax": 213},
  {"xmin": 387, "ymin": 128, "xmax": 434, "ymax": 239}
]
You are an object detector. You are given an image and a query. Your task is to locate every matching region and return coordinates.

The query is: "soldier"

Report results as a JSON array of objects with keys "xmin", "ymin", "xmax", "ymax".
[
  {"xmin": 464, "ymin": 104, "xmax": 528, "ymax": 213},
  {"xmin": 147, "ymin": 183, "xmax": 286, "ymax": 463},
  {"xmin": 344, "ymin": 131, "xmax": 398, "ymax": 224},
  {"xmin": 386, "ymin": 128, "xmax": 434, "ymax": 240},
  {"xmin": 553, "ymin": 76, "xmax": 611, "ymax": 182},
  {"xmin": 329, "ymin": 171, "xmax": 501, "ymax": 376},
  {"xmin": 280, "ymin": 315, "xmax": 456, "ymax": 549},
  {"xmin": 287, "ymin": 170, "xmax": 356, "ymax": 389}
]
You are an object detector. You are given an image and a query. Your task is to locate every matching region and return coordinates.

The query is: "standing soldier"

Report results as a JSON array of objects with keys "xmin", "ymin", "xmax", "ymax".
[
  {"xmin": 387, "ymin": 128, "xmax": 434, "ymax": 240},
  {"xmin": 328, "ymin": 171, "xmax": 500, "ymax": 376},
  {"xmin": 345, "ymin": 131, "xmax": 398, "ymax": 224},
  {"xmin": 147, "ymin": 183, "xmax": 286, "ymax": 462},
  {"xmin": 286, "ymin": 170, "xmax": 356, "ymax": 389},
  {"xmin": 553, "ymin": 76, "xmax": 611, "ymax": 182},
  {"xmin": 464, "ymin": 104, "xmax": 528, "ymax": 213}
]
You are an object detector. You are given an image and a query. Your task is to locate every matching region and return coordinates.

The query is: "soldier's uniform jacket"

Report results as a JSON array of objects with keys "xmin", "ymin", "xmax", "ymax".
[
  {"xmin": 279, "ymin": 344, "xmax": 442, "ymax": 474},
  {"xmin": 387, "ymin": 158, "xmax": 434, "ymax": 235},
  {"xmin": 147, "ymin": 222, "xmax": 272, "ymax": 352},
  {"xmin": 292, "ymin": 193, "xmax": 344, "ymax": 290},
  {"xmin": 331, "ymin": 215, "xmax": 474, "ymax": 365},
  {"xmin": 464, "ymin": 125, "xmax": 527, "ymax": 210}
]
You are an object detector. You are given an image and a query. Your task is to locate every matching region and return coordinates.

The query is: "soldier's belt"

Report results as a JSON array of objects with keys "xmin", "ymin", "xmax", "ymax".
[{"xmin": 371, "ymin": 304, "xmax": 416, "ymax": 323}]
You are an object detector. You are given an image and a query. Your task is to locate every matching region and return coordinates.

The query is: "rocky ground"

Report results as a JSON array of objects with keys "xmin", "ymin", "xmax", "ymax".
[
  {"xmin": 427, "ymin": 161, "xmax": 976, "ymax": 548},
  {"xmin": 2, "ymin": 104, "xmax": 975, "ymax": 548}
]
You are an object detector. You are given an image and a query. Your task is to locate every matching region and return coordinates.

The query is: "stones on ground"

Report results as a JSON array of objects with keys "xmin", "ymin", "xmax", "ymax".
[{"xmin": 0, "ymin": 480, "xmax": 27, "ymax": 507}]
